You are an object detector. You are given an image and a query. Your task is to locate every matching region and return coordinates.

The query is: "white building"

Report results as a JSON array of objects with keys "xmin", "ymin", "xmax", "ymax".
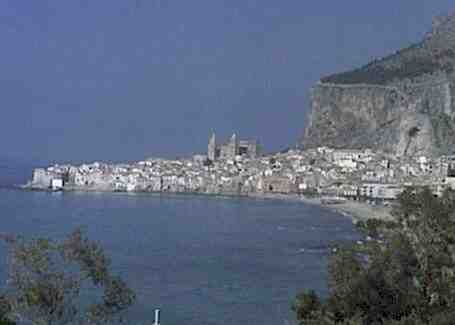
[
  {"xmin": 332, "ymin": 149, "xmax": 371, "ymax": 162},
  {"xmin": 335, "ymin": 159, "xmax": 357, "ymax": 169},
  {"xmin": 360, "ymin": 183, "xmax": 403, "ymax": 200},
  {"xmin": 51, "ymin": 178, "xmax": 64, "ymax": 190}
]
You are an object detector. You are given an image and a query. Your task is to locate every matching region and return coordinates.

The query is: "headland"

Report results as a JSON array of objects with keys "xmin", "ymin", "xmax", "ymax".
[
  {"xmin": 23, "ymin": 141, "xmax": 455, "ymax": 223},
  {"xmin": 23, "ymin": 13, "xmax": 455, "ymax": 223}
]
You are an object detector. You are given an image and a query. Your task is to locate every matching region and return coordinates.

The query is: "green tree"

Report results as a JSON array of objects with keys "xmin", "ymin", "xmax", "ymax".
[
  {"xmin": 0, "ymin": 295, "xmax": 15, "ymax": 325},
  {"xmin": 0, "ymin": 228, "xmax": 136, "ymax": 325},
  {"xmin": 293, "ymin": 187, "xmax": 455, "ymax": 324},
  {"xmin": 292, "ymin": 290, "xmax": 322, "ymax": 322}
]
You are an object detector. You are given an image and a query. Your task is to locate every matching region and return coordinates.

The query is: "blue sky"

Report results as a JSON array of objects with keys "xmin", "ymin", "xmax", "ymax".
[{"xmin": 1, "ymin": 1, "xmax": 454, "ymax": 163}]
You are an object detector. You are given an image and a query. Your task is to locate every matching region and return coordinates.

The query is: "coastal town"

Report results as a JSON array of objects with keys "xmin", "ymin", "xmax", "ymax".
[{"xmin": 26, "ymin": 132, "xmax": 455, "ymax": 211}]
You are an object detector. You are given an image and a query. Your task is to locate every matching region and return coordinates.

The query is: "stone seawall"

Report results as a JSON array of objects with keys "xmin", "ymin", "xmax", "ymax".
[{"xmin": 30, "ymin": 168, "xmax": 53, "ymax": 188}]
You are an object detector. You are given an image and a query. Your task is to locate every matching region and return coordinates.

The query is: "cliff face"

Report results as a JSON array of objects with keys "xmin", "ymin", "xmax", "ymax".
[{"xmin": 302, "ymin": 13, "xmax": 455, "ymax": 157}]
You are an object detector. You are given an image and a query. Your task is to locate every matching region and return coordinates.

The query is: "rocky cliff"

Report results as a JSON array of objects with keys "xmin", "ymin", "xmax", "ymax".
[{"xmin": 302, "ymin": 13, "xmax": 455, "ymax": 157}]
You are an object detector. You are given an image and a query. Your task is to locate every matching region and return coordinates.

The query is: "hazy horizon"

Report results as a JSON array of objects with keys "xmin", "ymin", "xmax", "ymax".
[{"xmin": 1, "ymin": 1, "xmax": 454, "ymax": 164}]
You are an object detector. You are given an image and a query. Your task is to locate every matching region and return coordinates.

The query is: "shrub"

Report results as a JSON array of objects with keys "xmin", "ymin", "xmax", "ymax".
[
  {"xmin": 293, "ymin": 187, "xmax": 455, "ymax": 324},
  {"xmin": 0, "ymin": 228, "xmax": 136, "ymax": 325},
  {"xmin": 408, "ymin": 126, "xmax": 420, "ymax": 138}
]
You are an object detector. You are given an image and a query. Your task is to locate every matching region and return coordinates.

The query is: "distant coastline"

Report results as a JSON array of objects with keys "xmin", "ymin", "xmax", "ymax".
[
  {"xmin": 24, "ymin": 144, "xmax": 443, "ymax": 226},
  {"xmin": 20, "ymin": 182, "xmax": 393, "ymax": 224}
]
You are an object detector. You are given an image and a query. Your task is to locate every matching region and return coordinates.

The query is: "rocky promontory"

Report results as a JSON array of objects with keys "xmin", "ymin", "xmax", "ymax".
[{"xmin": 302, "ymin": 13, "xmax": 455, "ymax": 157}]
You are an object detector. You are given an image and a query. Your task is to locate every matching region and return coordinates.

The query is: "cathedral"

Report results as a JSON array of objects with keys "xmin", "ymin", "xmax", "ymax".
[{"xmin": 208, "ymin": 133, "xmax": 261, "ymax": 161}]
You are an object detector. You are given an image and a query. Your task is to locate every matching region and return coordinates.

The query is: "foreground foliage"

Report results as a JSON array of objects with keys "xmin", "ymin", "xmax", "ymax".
[
  {"xmin": 293, "ymin": 187, "xmax": 455, "ymax": 324},
  {"xmin": 0, "ymin": 228, "xmax": 136, "ymax": 325}
]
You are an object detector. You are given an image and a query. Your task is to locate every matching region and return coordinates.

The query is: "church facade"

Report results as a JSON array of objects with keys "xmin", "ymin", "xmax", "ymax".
[{"xmin": 208, "ymin": 133, "xmax": 261, "ymax": 161}]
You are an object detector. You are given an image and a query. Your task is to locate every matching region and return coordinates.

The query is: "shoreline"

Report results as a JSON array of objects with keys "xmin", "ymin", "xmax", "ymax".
[
  {"xmin": 248, "ymin": 192, "xmax": 394, "ymax": 224},
  {"xmin": 19, "ymin": 184, "xmax": 393, "ymax": 224}
]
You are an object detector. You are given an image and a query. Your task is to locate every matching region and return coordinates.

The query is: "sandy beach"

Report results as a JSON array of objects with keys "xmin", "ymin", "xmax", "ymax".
[
  {"xmin": 316, "ymin": 199, "xmax": 394, "ymax": 224},
  {"xmin": 247, "ymin": 192, "xmax": 394, "ymax": 224}
]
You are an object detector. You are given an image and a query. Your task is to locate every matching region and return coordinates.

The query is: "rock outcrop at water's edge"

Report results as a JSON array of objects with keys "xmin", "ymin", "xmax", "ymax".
[{"xmin": 301, "ymin": 13, "xmax": 455, "ymax": 157}]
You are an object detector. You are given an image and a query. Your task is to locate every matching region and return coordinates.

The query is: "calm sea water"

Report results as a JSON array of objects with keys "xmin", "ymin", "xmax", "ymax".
[{"xmin": 0, "ymin": 163, "xmax": 360, "ymax": 325}]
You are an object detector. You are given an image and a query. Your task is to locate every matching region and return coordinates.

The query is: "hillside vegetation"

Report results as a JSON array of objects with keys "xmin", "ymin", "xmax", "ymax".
[
  {"xmin": 293, "ymin": 187, "xmax": 455, "ymax": 324},
  {"xmin": 321, "ymin": 45, "xmax": 455, "ymax": 85},
  {"xmin": 321, "ymin": 14, "xmax": 455, "ymax": 85}
]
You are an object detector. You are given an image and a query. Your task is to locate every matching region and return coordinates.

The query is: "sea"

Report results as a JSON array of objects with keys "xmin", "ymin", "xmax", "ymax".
[{"xmin": 0, "ymin": 160, "xmax": 361, "ymax": 325}]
